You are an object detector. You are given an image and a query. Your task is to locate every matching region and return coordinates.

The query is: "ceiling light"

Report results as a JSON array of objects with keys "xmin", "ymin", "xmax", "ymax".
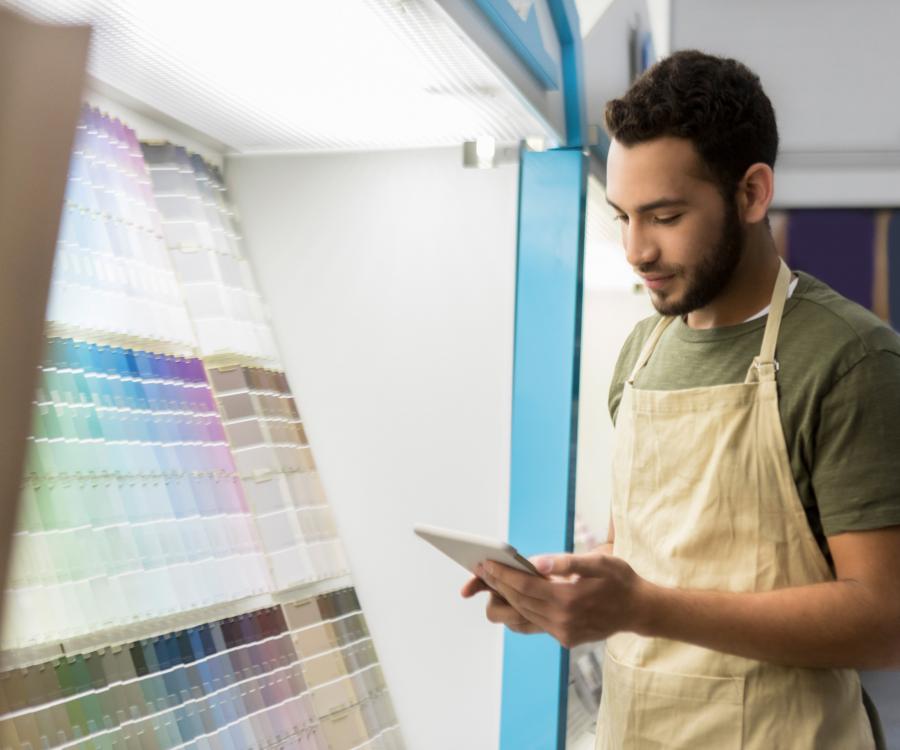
[{"xmin": 2, "ymin": 0, "xmax": 554, "ymax": 153}]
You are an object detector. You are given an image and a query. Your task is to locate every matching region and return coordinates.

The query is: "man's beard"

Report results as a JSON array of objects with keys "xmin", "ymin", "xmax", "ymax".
[{"xmin": 642, "ymin": 201, "xmax": 744, "ymax": 317}]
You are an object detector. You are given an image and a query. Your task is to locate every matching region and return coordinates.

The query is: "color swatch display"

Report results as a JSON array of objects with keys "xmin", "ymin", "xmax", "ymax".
[
  {"xmin": 2, "ymin": 105, "xmax": 403, "ymax": 748},
  {"xmin": 208, "ymin": 366, "xmax": 347, "ymax": 590},
  {"xmin": 3, "ymin": 338, "xmax": 270, "ymax": 650},
  {"xmin": 142, "ymin": 137, "xmax": 351, "ymax": 591},
  {"xmin": 285, "ymin": 589, "xmax": 402, "ymax": 750},
  {"xmin": 48, "ymin": 106, "xmax": 194, "ymax": 349},
  {"xmin": 0, "ymin": 589, "xmax": 401, "ymax": 750},
  {"xmin": 141, "ymin": 144, "xmax": 278, "ymax": 365}
]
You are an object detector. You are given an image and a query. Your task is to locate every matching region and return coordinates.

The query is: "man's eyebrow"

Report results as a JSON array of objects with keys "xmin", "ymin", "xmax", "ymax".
[{"xmin": 606, "ymin": 197, "xmax": 688, "ymax": 214}]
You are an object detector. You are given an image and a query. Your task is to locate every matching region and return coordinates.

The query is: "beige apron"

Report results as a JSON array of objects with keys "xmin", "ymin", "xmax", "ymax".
[{"xmin": 596, "ymin": 261, "xmax": 875, "ymax": 749}]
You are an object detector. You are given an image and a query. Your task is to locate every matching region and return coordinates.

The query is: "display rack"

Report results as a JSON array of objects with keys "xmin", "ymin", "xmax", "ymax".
[{"xmin": 0, "ymin": 106, "xmax": 403, "ymax": 750}]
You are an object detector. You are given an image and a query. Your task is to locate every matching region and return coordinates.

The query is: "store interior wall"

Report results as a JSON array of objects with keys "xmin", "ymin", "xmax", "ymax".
[
  {"xmin": 582, "ymin": 0, "xmax": 651, "ymax": 130},
  {"xmin": 670, "ymin": 0, "xmax": 900, "ymax": 208},
  {"xmin": 574, "ymin": 288, "xmax": 652, "ymax": 545},
  {"xmin": 225, "ymin": 147, "xmax": 519, "ymax": 750}
]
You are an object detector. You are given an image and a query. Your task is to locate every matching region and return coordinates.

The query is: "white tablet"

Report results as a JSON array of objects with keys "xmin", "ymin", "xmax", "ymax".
[{"xmin": 414, "ymin": 523, "xmax": 543, "ymax": 577}]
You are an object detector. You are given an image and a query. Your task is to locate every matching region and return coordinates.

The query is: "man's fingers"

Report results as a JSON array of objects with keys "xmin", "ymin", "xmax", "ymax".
[
  {"xmin": 480, "ymin": 565, "xmax": 551, "ymax": 609},
  {"xmin": 502, "ymin": 596, "xmax": 556, "ymax": 632},
  {"xmin": 507, "ymin": 621, "xmax": 543, "ymax": 635},
  {"xmin": 529, "ymin": 554, "xmax": 555, "ymax": 575},
  {"xmin": 538, "ymin": 552, "xmax": 604, "ymax": 577},
  {"xmin": 485, "ymin": 595, "xmax": 546, "ymax": 635},
  {"xmin": 460, "ymin": 575, "xmax": 490, "ymax": 598},
  {"xmin": 483, "ymin": 582, "xmax": 558, "ymax": 634},
  {"xmin": 486, "ymin": 594, "xmax": 527, "ymax": 625}
]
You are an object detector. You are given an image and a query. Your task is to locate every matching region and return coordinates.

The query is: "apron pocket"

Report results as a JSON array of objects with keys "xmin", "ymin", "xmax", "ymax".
[{"xmin": 596, "ymin": 651, "xmax": 745, "ymax": 750}]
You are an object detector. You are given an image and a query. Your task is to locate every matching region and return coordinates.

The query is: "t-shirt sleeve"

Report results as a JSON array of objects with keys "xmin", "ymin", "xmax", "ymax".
[{"xmin": 813, "ymin": 349, "xmax": 900, "ymax": 536}]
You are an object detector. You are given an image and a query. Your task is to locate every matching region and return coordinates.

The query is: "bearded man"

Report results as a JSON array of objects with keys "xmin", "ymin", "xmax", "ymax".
[{"xmin": 463, "ymin": 50, "xmax": 900, "ymax": 749}]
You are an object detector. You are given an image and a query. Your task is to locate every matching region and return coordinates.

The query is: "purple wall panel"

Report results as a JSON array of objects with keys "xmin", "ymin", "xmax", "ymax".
[
  {"xmin": 787, "ymin": 210, "xmax": 875, "ymax": 310},
  {"xmin": 888, "ymin": 212, "xmax": 900, "ymax": 330}
]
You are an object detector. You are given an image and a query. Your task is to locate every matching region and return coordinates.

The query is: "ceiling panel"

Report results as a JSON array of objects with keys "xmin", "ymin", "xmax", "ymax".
[{"xmin": 3, "ymin": 0, "xmax": 551, "ymax": 153}]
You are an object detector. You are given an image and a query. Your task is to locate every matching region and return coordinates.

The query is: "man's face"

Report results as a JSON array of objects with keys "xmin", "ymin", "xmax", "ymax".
[{"xmin": 605, "ymin": 137, "xmax": 743, "ymax": 316}]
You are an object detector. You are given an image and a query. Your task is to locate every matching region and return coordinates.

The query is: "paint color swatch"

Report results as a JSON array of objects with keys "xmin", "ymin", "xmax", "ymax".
[
  {"xmin": 48, "ymin": 107, "xmax": 194, "ymax": 348},
  {"xmin": 0, "ymin": 589, "xmax": 401, "ymax": 750},
  {"xmin": 4, "ymin": 339, "xmax": 270, "ymax": 649},
  {"xmin": 142, "ymin": 144, "xmax": 278, "ymax": 364},
  {"xmin": 208, "ymin": 366, "xmax": 347, "ymax": 590},
  {"xmin": 3, "ymin": 106, "xmax": 403, "ymax": 748}
]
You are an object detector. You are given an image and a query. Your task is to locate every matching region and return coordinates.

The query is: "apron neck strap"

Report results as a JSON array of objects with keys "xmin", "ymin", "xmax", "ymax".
[
  {"xmin": 627, "ymin": 316, "xmax": 674, "ymax": 385},
  {"xmin": 626, "ymin": 259, "xmax": 793, "ymax": 387},
  {"xmin": 745, "ymin": 259, "xmax": 792, "ymax": 384}
]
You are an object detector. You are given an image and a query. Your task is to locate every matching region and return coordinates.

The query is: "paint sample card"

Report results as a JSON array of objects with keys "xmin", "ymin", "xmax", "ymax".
[
  {"xmin": 208, "ymin": 365, "xmax": 348, "ymax": 589},
  {"xmin": 0, "ymin": 590, "xmax": 403, "ymax": 750},
  {"xmin": 4, "ymin": 339, "xmax": 270, "ymax": 649},
  {"xmin": 3, "ymin": 104, "xmax": 403, "ymax": 749},
  {"xmin": 48, "ymin": 107, "xmax": 195, "ymax": 347},
  {"xmin": 143, "ymin": 145, "xmax": 278, "ymax": 364}
]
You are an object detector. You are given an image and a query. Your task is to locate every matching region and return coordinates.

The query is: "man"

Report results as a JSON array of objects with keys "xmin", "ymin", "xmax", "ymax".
[{"xmin": 461, "ymin": 50, "xmax": 900, "ymax": 748}]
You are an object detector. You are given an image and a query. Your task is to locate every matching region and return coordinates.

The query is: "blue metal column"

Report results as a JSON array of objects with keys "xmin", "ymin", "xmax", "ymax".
[{"xmin": 500, "ymin": 147, "xmax": 587, "ymax": 750}]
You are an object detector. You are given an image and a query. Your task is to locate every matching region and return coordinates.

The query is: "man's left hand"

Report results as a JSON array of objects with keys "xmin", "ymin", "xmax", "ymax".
[{"xmin": 476, "ymin": 548, "xmax": 651, "ymax": 648}]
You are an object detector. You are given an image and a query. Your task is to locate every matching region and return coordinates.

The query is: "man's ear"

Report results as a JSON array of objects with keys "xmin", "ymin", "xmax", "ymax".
[{"xmin": 737, "ymin": 162, "xmax": 775, "ymax": 224}]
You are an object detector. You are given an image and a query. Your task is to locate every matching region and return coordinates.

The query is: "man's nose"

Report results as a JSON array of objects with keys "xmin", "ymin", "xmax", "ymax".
[{"xmin": 623, "ymin": 222, "xmax": 659, "ymax": 269}]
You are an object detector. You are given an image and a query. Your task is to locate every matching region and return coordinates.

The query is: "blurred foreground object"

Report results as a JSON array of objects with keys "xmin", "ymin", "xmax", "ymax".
[{"xmin": 0, "ymin": 7, "xmax": 90, "ymax": 621}]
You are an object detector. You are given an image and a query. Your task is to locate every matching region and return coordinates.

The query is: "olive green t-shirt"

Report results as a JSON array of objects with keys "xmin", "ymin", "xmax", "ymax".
[{"xmin": 608, "ymin": 271, "xmax": 900, "ymax": 567}]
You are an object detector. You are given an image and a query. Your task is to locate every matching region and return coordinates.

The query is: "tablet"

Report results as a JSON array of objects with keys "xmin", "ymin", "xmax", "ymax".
[{"xmin": 414, "ymin": 523, "xmax": 542, "ymax": 577}]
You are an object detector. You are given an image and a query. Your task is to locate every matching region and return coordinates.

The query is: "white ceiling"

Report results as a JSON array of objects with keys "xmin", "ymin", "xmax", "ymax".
[{"xmin": 4, "ymin": 0, "xmax": 551, "ymax": 154}]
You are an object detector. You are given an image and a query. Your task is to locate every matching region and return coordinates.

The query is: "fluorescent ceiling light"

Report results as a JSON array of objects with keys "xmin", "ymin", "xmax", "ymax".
[{"xmin": 3, "ymin": 0, "xmax": 552, "ymax": 153}]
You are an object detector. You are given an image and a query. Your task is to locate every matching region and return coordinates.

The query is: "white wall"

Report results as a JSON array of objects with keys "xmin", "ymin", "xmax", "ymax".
[
  {"xmin": 670, "ymin": 0, "xmax": 900, "ymax": 207},
  {"xmin": 575, "ymin": 287, "xmax": 653, "ymax": 545},
  {"xmin": 225, "ymin": 147, "xmax": 519, "ymax": 750},
  {"xmin": 582, "ymin": 0, "xmax": 652, "ymax": 128}
]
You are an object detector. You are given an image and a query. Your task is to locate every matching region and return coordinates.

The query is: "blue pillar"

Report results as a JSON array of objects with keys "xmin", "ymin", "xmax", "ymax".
[{"xmin": 500, "ymin": 147, "xmax": 587, "ymax": 750}]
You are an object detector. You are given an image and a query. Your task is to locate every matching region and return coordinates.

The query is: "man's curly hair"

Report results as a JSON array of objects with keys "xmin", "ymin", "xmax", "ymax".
[{"xmin": 605, "ymin": 50, "xmax": 779, "ymax": 198}]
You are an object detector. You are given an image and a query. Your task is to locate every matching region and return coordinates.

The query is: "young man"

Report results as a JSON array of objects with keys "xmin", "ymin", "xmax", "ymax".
[{"xmin": 461, "ymin": 50, "xmax": 900, "ymax": 748}]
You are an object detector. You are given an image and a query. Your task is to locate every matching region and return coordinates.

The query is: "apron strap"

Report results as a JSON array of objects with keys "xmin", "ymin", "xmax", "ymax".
[
  {"xmin": 627, "ymin": 316, "xmax": 674, "ymax": 385},
  {"xmin": 745, "ymin": 259, "xmax": 793, "ymax": 384},
  {"xmin": 627, "ymin": 259, "xmax": 793, "ymax": 387}
]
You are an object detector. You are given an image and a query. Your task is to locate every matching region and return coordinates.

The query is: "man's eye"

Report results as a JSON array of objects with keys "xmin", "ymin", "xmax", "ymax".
[
  {"xmin": 613, "ymin": 214, "xmax": 629, "ymax": 224},
  {"xmin": 653, "ymin": 214, "xmax": 683, "ymax": 225}
]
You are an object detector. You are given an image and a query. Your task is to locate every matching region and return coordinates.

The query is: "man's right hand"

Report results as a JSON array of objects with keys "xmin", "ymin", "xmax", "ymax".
[{"xmin": 460, "ymin": 567, "xmax": 544, "ymax": 635}]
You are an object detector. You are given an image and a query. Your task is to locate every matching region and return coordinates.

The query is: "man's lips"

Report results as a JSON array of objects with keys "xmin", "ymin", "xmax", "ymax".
[{"xmin": 640, "ymin": 274, "xmax": 675, "ymax": 291}]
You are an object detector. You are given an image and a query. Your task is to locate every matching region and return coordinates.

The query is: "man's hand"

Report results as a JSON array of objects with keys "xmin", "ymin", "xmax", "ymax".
[
  {"xmin": 460, "ymin": 545, "xmax": 649, "ymax": 648},
  {"xmin": 460, "ymin": 571, "xmax": 544, "ymax": 635}
]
